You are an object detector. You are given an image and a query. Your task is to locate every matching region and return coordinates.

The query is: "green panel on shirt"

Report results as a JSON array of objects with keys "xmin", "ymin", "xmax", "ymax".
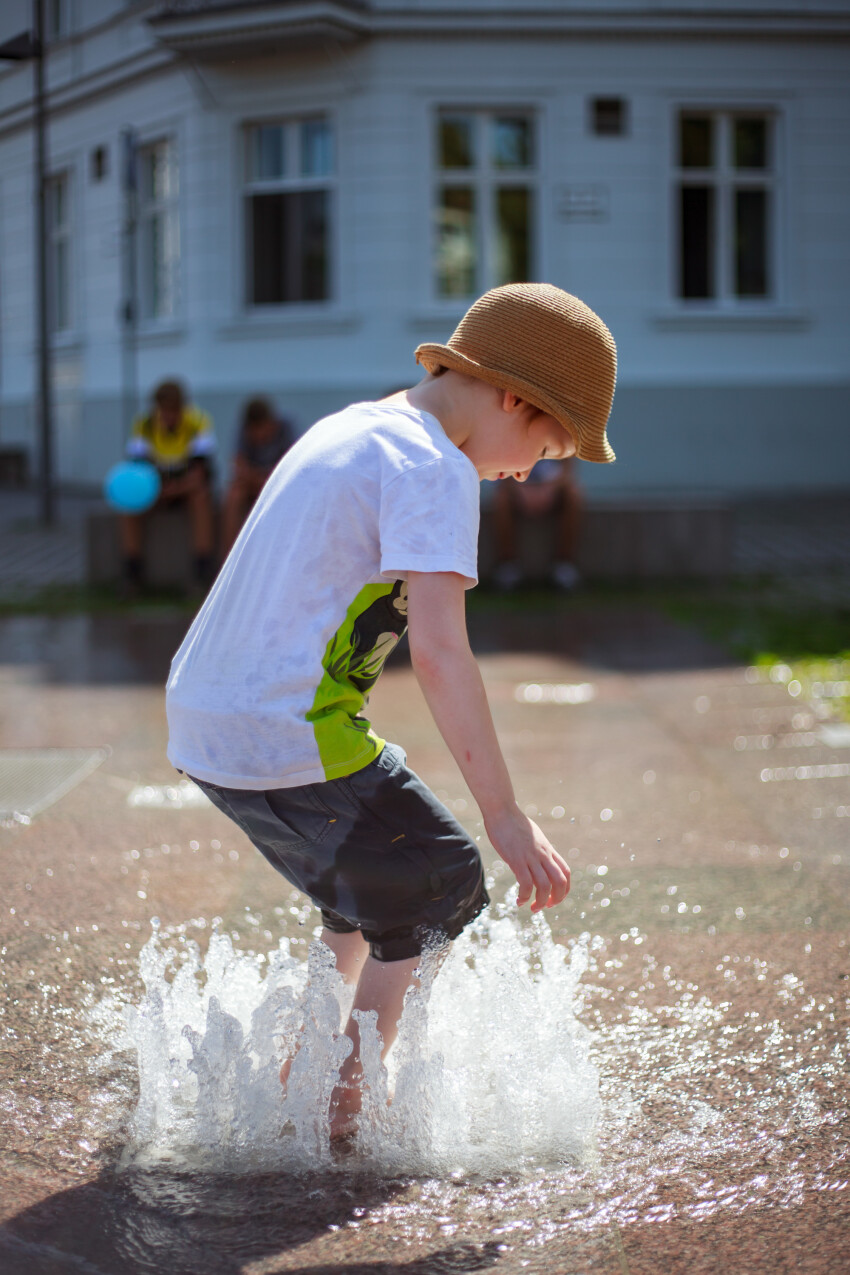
[{"xmin": 308, "ymin": 579, "xmax": 409, "ymax": 780}]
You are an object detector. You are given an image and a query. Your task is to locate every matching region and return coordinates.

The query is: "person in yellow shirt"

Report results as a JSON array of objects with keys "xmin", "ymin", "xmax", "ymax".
[{"xmin": 120, "ymin": 380, "xmax": 217, "ymax": 596}]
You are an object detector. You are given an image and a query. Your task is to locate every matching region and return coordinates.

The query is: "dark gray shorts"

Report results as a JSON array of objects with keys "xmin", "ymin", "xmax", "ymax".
[{"xmin": 190, "ymin": 742, "xmax": 488, "ymax": 962}]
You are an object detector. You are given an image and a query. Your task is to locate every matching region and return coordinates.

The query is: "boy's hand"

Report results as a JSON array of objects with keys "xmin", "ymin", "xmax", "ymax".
[
  {"xmin": 407, "ymin": 571, "xmax": 572, "ymax": 913},
  {"xmin": 484, "ymin": 807, "xmax": 571, "ymax": 912}
]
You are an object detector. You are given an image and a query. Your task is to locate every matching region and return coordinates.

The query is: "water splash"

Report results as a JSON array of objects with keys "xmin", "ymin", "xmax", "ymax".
[
  {"xmin": 117, "ymin": 905, "xmax": 600, "ymax": 1177},
  {"xmin": 126, "ymin": 780, "xmax": 209, "ymax": 809}
]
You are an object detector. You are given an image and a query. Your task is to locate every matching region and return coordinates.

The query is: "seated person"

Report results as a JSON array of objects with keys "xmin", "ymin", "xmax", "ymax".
[
  {"xmin": 492, "ymin": 456, "xmax": 583, "ymax": 590},
  {"xmin": 221, "ymin": 397, "xmax": 294, "ymax": 560},
  {"xmin": 120, "ymin": 379, "xmax": 216, "ymax": 595}
]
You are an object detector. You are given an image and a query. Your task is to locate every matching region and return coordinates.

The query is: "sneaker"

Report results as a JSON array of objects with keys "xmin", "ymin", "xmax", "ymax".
[
  {"xmin": 492, "ymin": 561, "xmax": 524, "ymax": 591},
  {"xmin": 551, "ymin": 560, "xmax": 581, "ymax": 591}
]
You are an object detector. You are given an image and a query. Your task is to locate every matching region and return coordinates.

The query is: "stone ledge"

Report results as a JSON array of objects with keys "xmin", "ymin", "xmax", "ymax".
[
  {"xmin": 0, "ymin": 448, "xmax": 28, "ymax": 488},
  {"xmin": 478, "ymin": 500, "xmax": 733, "ymax": 582},
  {"xmin": 87, "ymin": 497, "xmax": 734, "ymax": 588},
  {"xmin": 87, "ymin": 506, "xmax": 220, "ymax": 588}
]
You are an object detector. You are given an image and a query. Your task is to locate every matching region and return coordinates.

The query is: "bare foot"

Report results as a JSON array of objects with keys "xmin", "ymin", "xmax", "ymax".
[
  {"xmin": 329, "ymin": 1082, "xmax": 396, "ymax": 1142},
  {"xmin": 329, "ymin": 1081, "xmax": 362, "ymax": 1141}
]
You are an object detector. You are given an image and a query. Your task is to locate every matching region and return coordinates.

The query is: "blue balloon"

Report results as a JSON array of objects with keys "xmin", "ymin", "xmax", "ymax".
[{"xmin": 104, "ymin": 460, "xmax": 162, "ymax": 513}]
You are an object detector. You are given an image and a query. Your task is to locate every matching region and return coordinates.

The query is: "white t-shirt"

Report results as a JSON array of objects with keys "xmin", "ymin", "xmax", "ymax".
[{"xmin": 166, "ymin": 402, "xmax": 480, "ymax": 789}]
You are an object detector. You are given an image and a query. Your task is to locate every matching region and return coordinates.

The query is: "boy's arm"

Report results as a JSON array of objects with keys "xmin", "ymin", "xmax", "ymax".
[{"xmin": 406, "ymin": 570, "xmax": 570, "ymax": 912}]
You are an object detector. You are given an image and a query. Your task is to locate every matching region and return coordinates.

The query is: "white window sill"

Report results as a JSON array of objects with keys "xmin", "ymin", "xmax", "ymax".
[
  {"xmin": 134, "ymin": 322, "xmax": 188, "ymax": 347},
  {"xmin": 409, "ymin": 308, "xmax": 469, "ymax": 333},
  {"xmin": 48, "ymin": 331, "xmax": 85, "ymax": 354},
  {"xmin": 218, "ymin": 309, "xmax": 361, "ymax": 339},
  {"xmin": 652, "ymin": 306, "xmax": 811, "ymax": 332}
]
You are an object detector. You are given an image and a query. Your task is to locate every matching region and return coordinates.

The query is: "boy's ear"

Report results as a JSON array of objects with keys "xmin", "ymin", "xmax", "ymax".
[{"xmin": 501, "ymin": 390, "xmax": 523, "ymax": 413}]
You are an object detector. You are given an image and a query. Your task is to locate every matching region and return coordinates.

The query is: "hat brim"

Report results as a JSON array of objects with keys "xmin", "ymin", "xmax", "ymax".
[{"xmin": 415, "ymin": 341, "xmax": 615, "ymax": 464}]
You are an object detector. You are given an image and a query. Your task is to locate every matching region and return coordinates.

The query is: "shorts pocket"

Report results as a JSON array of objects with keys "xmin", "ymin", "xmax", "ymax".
[{"xmin": 261, "ymin": 786, "xmax": 338, "ymax": 850}]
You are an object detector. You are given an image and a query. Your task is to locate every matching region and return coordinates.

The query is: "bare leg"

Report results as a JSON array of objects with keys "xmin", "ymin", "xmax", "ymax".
[
  {"xmin": 278, "ymin": 928, "xmax": 430, "ymax": 1140},
  {"xmin": 279, "ymin": 928, "xmax": 369, "ymax": 1086},
  {"xmin": 221, "ymin": 481, "xmax": 248, "ymax": 563},
  {"xmin": 119, "ymin": 511, "xmax": 145, "ymax": 557},
  {"xmin": 555, "ymin": 481, "xmax": 583, "ymax": 563},
  {"xmin": 187, "ymin": 481, "xmax": 215, "ymax": 558},
  {"xmin": 492, "ymin": 479, "xmax": 518, "ymax": 565},
  {"xmin": 221, "ymin": 472, "xmax": 265, "ymax": 561},
  {"xmin": 322, "ymin": 927, "xmax": 370, "ymax": 985},
  {"xmin": 331, "ymin": 952, "xmax": 422, "ymax": 1138}
]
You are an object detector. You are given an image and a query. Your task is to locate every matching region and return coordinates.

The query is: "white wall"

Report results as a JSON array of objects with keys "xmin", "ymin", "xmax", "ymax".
[{"xmin": 0, "ymin": 5, "xmax": 848, "ymax": 492}]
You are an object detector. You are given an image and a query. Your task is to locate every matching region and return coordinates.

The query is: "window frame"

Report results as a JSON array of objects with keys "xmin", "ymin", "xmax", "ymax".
[
  {"xmin": 44, "ymin": 0, "xmax": 72, "ymax": 44},
  {"xmin": 431, "ymin": 105, "xmax": 540, "ymax": 305},
  {"xmin": 45, "ymin": 169, "xmax": 73, "ymax": 337},
  {"xmin": 241, "ymin": 114, "xmax": 337, "ymax": 311},
  {"xmin": 669, "ymin": 102, "xmax": 784, "ymax": 309},
  {"xmin": 135, "ymin": 135, "xmax": 181, "ymax": 326}
]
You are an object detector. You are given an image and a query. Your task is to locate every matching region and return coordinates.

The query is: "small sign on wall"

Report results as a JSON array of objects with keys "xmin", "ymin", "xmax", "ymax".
[{"xmin": 555, "ymin": 184, "xmax": 610, "ymax": 222}]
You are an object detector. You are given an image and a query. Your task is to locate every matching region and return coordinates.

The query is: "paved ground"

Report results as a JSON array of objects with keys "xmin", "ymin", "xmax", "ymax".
[{"xmin": 0, "ymin": 602, "xmax": 847, "ymax": 1274}]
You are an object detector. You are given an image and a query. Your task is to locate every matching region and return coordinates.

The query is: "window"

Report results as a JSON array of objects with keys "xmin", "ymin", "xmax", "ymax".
[
  {"xmin": 590, "ymin": 97, "xmax": 628, "ymax": 137},
  {"xmin": 46, "ymin": 172, "xmax": 72, "ymax": 334},
  {"xmin": 434, "ymin": 110, "xmax": 536, "ymax": 299},
  {"xmin": 90, "ymin": 146, "xmax": 108, "ymax": 183},
  {"xmin": 675, "ymin": 110, "xmax": 775, "ymax": 302},
  {"xmin": 44, "ymin": 0, "xmax": 71, "ymax": 42},
  {"xmin": 244, "ymin": 117, "xmax": 334, "ymax": 306},
  {"xmin": 138, "ymin": 139, "xmax": 180, "ymax": 321}
]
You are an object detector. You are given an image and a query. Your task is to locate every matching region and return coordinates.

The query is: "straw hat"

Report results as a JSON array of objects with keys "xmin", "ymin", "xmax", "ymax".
[{"xmin": 414, "ymin": 283, "xmax": 617, "ymax": 463}]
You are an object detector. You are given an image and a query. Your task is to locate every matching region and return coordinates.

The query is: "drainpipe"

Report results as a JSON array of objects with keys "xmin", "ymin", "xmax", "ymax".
[{"xmin": 120, "ymin": 128, "xmax": 139, "ymax": 444}]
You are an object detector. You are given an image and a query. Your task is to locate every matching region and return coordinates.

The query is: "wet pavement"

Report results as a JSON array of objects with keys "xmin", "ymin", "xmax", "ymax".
[{"xmin": 1, "ymin": 603, "xmax": 848, "ymax": 1274}]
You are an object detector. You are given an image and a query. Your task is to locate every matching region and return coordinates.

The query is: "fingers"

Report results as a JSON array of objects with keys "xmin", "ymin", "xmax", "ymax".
[
  {"xmin": 530, "ymin": 872, "xmax": 551, "ymax": 913},
  {"xmin": 495, "ymin": 814, "xmax": 572, "ymax": 911},
  {"xmin": 551, "ymin": 850, "xmax": 571, "ymax": 899},
  {"xmin": 515, "ymin": 871, "xmax": 534, "ymax": 908},
  {"xmin": 524, "ymin": 854, "xmax": 571, "ymax": 912}
]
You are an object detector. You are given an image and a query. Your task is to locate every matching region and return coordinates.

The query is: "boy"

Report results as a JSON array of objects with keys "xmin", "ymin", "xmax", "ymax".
[
  {"xmin": 221, "ymin": 397, "xmax": 295, "ymax": 559},
  {"xmin": 122, "ymin": 380, "xmax": 217, "ymax": 595},
  {"xmin": 165, "ymin": 283, "xmax": 617, "ymax": 1137}
]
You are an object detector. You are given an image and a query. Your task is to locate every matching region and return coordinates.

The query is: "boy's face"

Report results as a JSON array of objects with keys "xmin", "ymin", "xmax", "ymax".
[
  {"xmin": 248, "ymin": 415, "xmax": 277, "ymax": 444},
  {"xmin": 471, "ymin": 393, "xmax": 577, "ymax": 482},
  {"xmin": 156, "ymin": 401, "xmax": 181, "ymax": 433}
]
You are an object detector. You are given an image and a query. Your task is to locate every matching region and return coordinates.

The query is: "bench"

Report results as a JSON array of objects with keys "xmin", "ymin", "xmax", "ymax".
[
  {"xmin": 478, "ymin": 497, "xmax": 733, "ymax": 581},
  {"xmin": 87, "ymin": 497, "xmax": 733, "ymax": 588},
  {"xmin": 86, "ymin": 505, "xmax": 220, "ymax": 589},
  {"xmin": 0, "ymin": 447, "xmax": 29, "ymax": 488}
]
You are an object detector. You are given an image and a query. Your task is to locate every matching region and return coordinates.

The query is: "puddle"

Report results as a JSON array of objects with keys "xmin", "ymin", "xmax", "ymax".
[{"xmin": 2, "ymin": 902, "xmax": 847, "ymax": 1266}]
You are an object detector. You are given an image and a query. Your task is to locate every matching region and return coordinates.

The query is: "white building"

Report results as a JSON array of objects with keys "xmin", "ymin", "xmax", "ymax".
[{"xmin": 1, "ymin": 0, "xmax": 848, "ymax": 497}]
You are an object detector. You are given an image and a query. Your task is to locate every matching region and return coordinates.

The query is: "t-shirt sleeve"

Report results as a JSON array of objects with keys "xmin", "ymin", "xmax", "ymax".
[
  {"xmin": 126, "ymin": 416, "xmax": 152, "ymax": 460},
  {"xmin": 187, "ymin": 409, "xmax": 216, "ymax": 458},
  {"xmin": 379, "ymin": 456, "xmax": 480, "ymax": 587}
]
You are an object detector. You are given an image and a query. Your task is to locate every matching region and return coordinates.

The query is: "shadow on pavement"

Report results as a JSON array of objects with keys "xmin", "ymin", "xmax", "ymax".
[
  {"xmin": 0, "ymin": 596, "xmax": 732, "ymax": 689},
  {"xmin": 0, "ymin": 612, "xmax": 192, "ymax": 686},
  {"xmin": 466, "ymin": 599, "xmax": 732, "ymax": 672},
  {"xmin": 0, "ymin": 1168, "xmax": 502, "ymax": 1275}
]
